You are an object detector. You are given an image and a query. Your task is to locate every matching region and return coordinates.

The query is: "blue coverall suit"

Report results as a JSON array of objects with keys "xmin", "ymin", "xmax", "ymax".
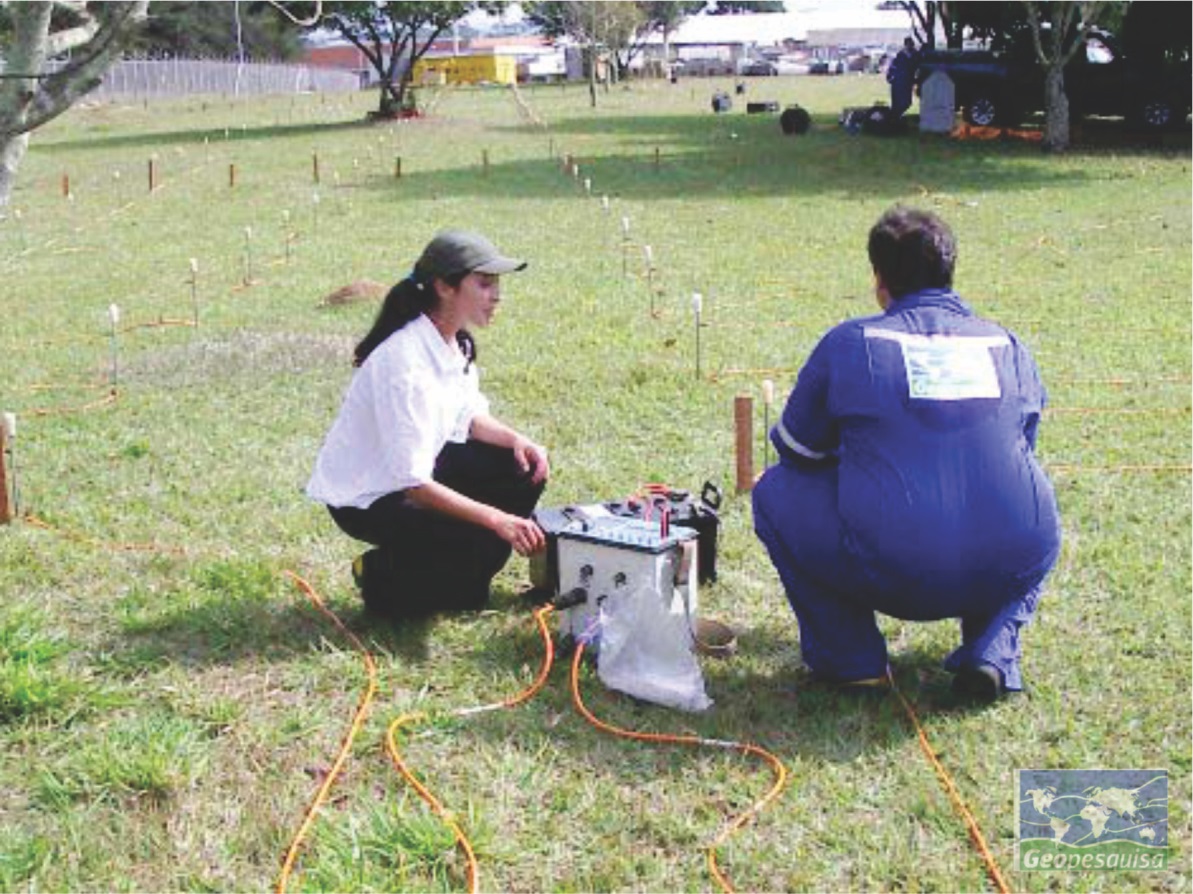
[
  {"xmin": 887, "ymin": 47, "xmax": 918, "ymax": 118},
  {"xmin": 752, "ymin": 289, "xmax": 1061, "ymax": 690}
]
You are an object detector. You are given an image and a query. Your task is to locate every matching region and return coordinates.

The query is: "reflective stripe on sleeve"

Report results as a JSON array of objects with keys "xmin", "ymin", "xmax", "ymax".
[{"xmin": 774, "ymin": 420, "xmax": 828, "ymax": 460}]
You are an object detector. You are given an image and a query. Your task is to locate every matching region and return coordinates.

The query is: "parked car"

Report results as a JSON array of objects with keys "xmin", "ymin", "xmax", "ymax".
[
  {"xmin": 808, "ymin": 59, "xmax": 844, "ymax": 76},
  {"xmin": 918, "ymin": 28, "xmax": 1191, "ymax": 129},
  {"xmin": 740, "ymin": 59, "xmax": 778, "ymax": 76}
]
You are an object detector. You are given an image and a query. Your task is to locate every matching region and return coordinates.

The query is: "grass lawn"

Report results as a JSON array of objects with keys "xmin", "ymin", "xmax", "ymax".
[{"xmin": 0, "ymin": 74, "xmax": 1189, "ymax": 892}]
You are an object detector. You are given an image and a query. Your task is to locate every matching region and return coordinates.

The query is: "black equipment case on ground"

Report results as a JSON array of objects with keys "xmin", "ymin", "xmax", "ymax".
[{"xmin": 530, "ymin": 482, "xmax": 722, "ymax": 595}]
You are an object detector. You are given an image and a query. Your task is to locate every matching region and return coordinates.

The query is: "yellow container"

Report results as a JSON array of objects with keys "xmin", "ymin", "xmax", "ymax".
[{"xmin": 413, "ymin": 53, "xmax": 516, "ymax": 86}]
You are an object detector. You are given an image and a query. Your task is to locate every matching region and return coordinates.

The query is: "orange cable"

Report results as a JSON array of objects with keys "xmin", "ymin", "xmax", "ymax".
[
  {"xmin": 568, "ymin": 642, "xmax": 788, "ymax": 894},
  {"xmin": 119, "ymin": 317, "xmax": 196, "ymax": 332},
  {"xmin": 889, "ymin": 681, "xmax": 1011, "ymax": 894},
  {"xmin": 17, "ymin": 380, "xmax": 107, "ymax": 393},
  {"xmin": 275, "ymin": 570, "xmax": 379, "ymax": 894},
  {"xmin": 26, "ymin": 389, "xmax": 117, "ymax": 417},
  {"xmin": 383, "ymin": 604, "xmax": 556, "ymax": 894},
  {"xmin": 21, "ymin": 512, "xmax": 188, "ymax": 555}
]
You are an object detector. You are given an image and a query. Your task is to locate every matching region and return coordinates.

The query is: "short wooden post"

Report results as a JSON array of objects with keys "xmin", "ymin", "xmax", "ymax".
[
  {"xmin": 0, "ymin": 424, "xmax": 11, "ymax": 525},
  {"xmin": 312, "ymin": 151, "xmax": 320, "ymax": 184},
  {"xmin": 734, "ymin": 395, "xmax": 755, "ymax": 494},
  {"xmin": 61, "ymin": 173, "xmax": 71, "ymax": 198},
  {"xmin": 228, "ymin": 163, "xmax": 237, "ymax": 188},
  {"xmin": 394, "ymin": 155, "xmax": 402, "ymax": 178},
  {"xmin": 482, "ymin": 148, "xmax": 489, "ymax": 174},
  {"xmin": 148, "ymin": 158, "xmax": 157, "ymax": 191}
]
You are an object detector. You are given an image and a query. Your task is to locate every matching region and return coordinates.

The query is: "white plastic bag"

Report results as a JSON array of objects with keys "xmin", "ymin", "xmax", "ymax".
[{"xmin": 596, "ymin": 583, "xmax": 712, "ymax": 713}]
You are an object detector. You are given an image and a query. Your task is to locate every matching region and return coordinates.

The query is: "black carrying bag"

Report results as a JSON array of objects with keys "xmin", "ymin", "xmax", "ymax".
[{"xmin": 530, "ymin": 482, "xmax": 722, "ymax": 595}]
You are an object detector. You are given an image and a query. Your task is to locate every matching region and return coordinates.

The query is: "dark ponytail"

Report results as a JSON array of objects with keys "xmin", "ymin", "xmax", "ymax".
[{"xmin": 353, "ymin": 267, "xmax": 477, "ymax": 368}]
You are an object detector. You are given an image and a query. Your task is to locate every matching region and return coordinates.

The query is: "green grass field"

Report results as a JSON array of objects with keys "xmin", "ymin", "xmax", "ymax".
[{"xmin": 0, "ymin": 75, "xmax": 1189, "ymax": 892}]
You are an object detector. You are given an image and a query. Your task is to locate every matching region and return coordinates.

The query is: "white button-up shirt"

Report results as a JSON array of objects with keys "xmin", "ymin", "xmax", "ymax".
[{"xmin": 306, "ymin": 314, "xmax": 490, "ymax": 509}]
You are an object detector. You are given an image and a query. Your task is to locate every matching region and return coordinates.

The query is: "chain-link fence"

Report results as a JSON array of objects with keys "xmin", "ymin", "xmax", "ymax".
[{"xmin": 93, "ymin": 58, "xmax": 360, "ymax": 99}]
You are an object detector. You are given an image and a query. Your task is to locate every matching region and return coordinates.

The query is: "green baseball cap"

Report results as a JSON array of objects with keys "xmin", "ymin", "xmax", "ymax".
[{"xmin": 415, "ymin": 229, "xmax": 527, "ymax": 279}]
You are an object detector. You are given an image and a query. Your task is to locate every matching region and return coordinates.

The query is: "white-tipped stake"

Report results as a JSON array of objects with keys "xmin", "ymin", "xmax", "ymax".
[
  {"xmin": 312, "ymin": 191, "xmax": 321, "ymax": 234},
  {"xmin": 621, "ymin": 215, "xmax": 631, "ymax": 239},
  {"xmin": 12, "ymin": 208, "xmax": 25, "ymax": 251},
  {"xmin": 108, "ymin": 303, "xmax": 121, "ymax": 388},
  {"xmin": 644, "ymin": 245, "xmax": 657, "ymax": 313},
  {"xmin": 282, "ymin": 209, "xmax": 294, "ymax": 262},
  {"xmin": 692, "ymin": 292, "xmax": 703, "ymax": 380},
  {"xmin": 583, "ymin": 177, "xmax": 591, "ymax": 194},
  {"xmin": 188, "ymin": 258, "xmax": 200, "ymax": 326},
  {"xmin": 1, "ymin": 411, "xmax": 16, "ymax": 521},
  {"xmin": 601, "ymin": 195, "xmax": 610, "ymax": 213},
  {"xmin": 243, "ymin": 226, "xmax": 254, "ymax": 284},
  {"xmin": 762, "ymin": 378, "xmax": 775, "ymax": 467}
]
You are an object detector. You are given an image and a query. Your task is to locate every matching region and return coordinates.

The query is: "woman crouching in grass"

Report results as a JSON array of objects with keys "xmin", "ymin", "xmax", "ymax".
[{"xmin": 306, "ymin": 230, "xmax": 549, "ymax": 620}]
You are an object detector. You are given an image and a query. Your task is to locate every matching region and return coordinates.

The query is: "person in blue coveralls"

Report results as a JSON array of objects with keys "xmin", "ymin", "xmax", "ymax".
[
  {"xmin": 752, "ymin": 207, "xmax": 1061, "ymax": 700},
  {"xmin": 886, "ymin": 37, "xmax": 921, "ymax": 118}
]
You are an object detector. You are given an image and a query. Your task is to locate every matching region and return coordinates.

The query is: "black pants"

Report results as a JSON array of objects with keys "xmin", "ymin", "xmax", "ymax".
[{"xmin": 328, "ymin": 441, "xmax": 545, "ymax": 618}]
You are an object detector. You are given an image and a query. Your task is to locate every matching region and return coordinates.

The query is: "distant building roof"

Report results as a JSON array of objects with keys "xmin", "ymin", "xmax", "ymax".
[{"xmin": 644, "ymin": 7, "xmax": 912, "ymax": 47}]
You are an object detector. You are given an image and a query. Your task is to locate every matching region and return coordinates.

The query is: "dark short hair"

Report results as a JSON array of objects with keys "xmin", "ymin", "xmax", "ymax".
[{"xmin": 867, "ymin": 206, "xmax": 956, "ymax": 299}]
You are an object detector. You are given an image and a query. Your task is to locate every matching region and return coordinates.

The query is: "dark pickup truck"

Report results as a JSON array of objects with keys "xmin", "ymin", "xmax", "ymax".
[{"xmin": 918, "ymin": 29, "xmax": 1191, "ymax": 130}]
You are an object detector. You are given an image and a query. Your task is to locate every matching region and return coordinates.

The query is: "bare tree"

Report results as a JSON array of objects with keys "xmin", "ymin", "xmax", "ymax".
[
  {"xmin": 0, "ymin": 1, "xmax": 149, "ymax": 210},
  {"xmin": 1023, "ymin": 0, "xmax": 1106, "ymax": 151}
]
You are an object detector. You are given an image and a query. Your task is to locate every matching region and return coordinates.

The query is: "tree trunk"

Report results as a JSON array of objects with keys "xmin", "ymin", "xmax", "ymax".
[
  {"xmin": 1043, "ymin": 64, "xmax": 1070, "ymax": 151},
  {"xmin": 0, "ymin": 3, "xmax": 51, "ymax": 211},
  {"xmin": 0, "ymin": 134, "xmax": 31, "ymax": 213}
]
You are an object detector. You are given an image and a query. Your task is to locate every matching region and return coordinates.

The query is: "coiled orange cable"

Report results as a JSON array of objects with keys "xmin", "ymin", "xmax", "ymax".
[
  {"xmin": 568, "ymin": 642, "xmax": 788, "ymax": 894},
  {"xmin": 384, "ymin": 604, "xmax": 556, "ymax": 894},
  {"xmin": 889, "ymin": 681, "xmax": 1011, "ymax": 894},
  {"xmin": 275, "ymin": 570, "xmax": 379, "ymax": 894}
]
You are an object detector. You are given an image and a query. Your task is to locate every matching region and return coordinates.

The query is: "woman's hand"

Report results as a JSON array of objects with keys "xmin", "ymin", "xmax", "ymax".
[
  {"xmin": 512, "ymin": 436, "xmax": 550, "ymax": 485},
  {"xmin": 492, "ymin": 511, "xmax": 546, "ymax": 557}
]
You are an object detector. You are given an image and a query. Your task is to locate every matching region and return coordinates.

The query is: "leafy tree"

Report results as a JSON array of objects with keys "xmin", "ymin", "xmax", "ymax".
[
  {"xmin": 1119, "ymin": 0, "xmax": 1191, "ymax": 66},
  {"xmin": 642, "ymin": 0, "xmax": 704, "ymax": 75},
  {"xmin": 879, "ymin": 1, "xmax": 949, "ymax": 49},
  {"xmin": 0, "ymin": 1, "xmax": 149, "ymax": 209},
  {"xmin": 706, "ymin": 1, "xmax": 786, "ymax": 13},
  {"xmin": 526, "ymin": 1, "xmax": 702, "ymax": 102},
  {"xmin": 285, "ymin": 2, "xmax": 490, "ymax": 117},
  {"xmin": 128, "ymin": 2, "xmax": 302, "ymax": 60}
]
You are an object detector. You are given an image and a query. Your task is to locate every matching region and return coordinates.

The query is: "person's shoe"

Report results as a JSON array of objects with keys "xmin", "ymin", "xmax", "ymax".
[
  {"xmin": 951, "ymin": 663, "xmax": 1005, "ymax": 701},
  {"xmin": 837, "ymin": 675, "xmax": 891, "ymax": 690},
  {"xmin": 808, "ymin": 666, "xmax": 892, "ymax": 693}
]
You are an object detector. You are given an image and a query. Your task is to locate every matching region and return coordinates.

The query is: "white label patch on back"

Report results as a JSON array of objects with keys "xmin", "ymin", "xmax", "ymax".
[{"xmin": 865, "ymin": 329, "xmax": 1009, "ymax": 401}]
